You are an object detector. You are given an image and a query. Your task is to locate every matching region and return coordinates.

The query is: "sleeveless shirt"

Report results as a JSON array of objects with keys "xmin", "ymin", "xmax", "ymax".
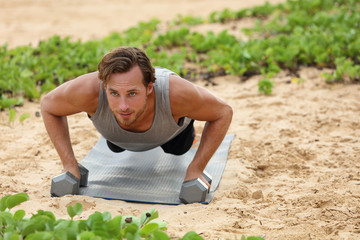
[{"xmin": 89, "ymin": 67, "xmax": 192, "ymax": 151}]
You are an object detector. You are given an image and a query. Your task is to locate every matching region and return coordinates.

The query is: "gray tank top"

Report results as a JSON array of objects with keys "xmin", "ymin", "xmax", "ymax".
[{"xmin": 90, "ymin": 67, "xmax": 192, "ymax": 151}]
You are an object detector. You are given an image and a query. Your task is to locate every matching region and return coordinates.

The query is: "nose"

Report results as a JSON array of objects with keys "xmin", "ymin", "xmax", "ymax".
[{"xmin": 119, "ymin": 97, "xmax": 129, "ymax": 112}]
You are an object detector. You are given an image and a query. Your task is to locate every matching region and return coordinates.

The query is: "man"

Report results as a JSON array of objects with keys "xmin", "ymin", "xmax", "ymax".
[{"xmin": 41, "ymin": 46, "xmax": 233, "ymax": 189}]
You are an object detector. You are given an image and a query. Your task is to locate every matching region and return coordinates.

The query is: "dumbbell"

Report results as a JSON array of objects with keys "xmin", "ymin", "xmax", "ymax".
[
  {"xmin": 179, "ymin": 171, "xmax": 213, "ymax": 204},
  {"xmin": 50, "ymin": 163, "xmax": 89, "ymax": 197}
]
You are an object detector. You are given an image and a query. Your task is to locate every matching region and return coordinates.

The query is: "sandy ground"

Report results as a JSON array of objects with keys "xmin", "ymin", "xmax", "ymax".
[{"xmin": 1, "ymin": 0, "xmax": 360, "ymax": 239}]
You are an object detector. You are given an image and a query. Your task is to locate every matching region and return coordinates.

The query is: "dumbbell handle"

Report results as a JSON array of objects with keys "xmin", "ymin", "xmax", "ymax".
[
  {"xmin": 78, "ymin": 163, "xmax": 89, "ymax": 187},
  {"xmin": 202, "ymin": 171, "xmax": 212, "ymax": 186},
  {"xmin": 183, "ymin": 171, "xmax": 212, "ymax": 190}
]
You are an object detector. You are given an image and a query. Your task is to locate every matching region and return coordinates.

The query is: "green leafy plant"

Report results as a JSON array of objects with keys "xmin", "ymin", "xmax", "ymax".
[
  {"xmin": 1, "ymin": 0, "xmax": 359, "ymax": 107},
  {"xmin": 6, "ymin": 108, "xmax": 31, "ymax": 126},
  {"xmin": 241, "ymin": 236, "xmax": 265, "ymax": 240},
  {"xmin": 0, "ymin": 193, "xmax": 194, "ymax": 240},
  {"xmin": 8, "ymin": 108, "xmax": 16, "ymax": 123},
  {"xmin": 0, "ymin": 96, "xmax": 23, "ymax": 110},
  {"xmin": 170, "ymin": 14, "xmax": 204, "ymax": 26},
  {"xmin": 153, "ymin": 27, "xmax": 190, "ymax": 48},
  {"xmin": 0, "ymin": 193, "xmax": 264, "ymax": 240},
  {"xmin": 19, "ymin": 113, "xmax": 31, "ymax": 123},
  {"xmin": 258, "ymin": 79, "xmax": 274, "ymax": 95},
  {"xmin": 321, "ymin": 57, "xmax": 360, "ymax": 83}
]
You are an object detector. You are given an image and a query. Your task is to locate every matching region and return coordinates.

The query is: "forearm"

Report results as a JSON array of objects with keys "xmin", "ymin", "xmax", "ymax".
[
  {"xmin": 186, "ymin": 108, "xmax": 232, "ymax": 179},
  {"xmin": 42, "ymin": 110, "xmax": 79, "ymax": 175}
]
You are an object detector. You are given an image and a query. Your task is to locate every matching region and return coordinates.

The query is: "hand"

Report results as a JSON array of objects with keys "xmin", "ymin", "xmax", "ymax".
[
  {"xmin": 62, "ymin": 163, "xmax": 80, "ymax": 180},
  {"xmin": 184, "ymin": 163, "xmax": 211, "ymax": 190}
]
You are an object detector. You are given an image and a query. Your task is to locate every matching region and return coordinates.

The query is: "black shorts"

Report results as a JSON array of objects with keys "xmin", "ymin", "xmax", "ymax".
[{"xmin": 107, "ymin": 120, "xmax": 195, "ymax": 156}]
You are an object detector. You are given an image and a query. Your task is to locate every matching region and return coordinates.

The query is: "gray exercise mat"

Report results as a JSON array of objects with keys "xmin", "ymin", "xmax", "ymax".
[{"xmin": 79, "ymin": 134, "xmax": 234, "ymax": 205}]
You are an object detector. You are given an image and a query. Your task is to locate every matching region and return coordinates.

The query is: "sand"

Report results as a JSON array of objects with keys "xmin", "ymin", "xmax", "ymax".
[{"xmin": 0, "ymin": 0, "xmax": 359, "ymax": 239}]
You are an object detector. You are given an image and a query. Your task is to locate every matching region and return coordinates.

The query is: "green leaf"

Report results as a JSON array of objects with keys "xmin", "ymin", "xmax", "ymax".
[
  {"xmin": 78, "ymin": 231, "xmax": 96, "ymax": 240},
  {"xmin": 8, "ymin": 108, "xmax": 16, "ymax": 123},
  {"xmin": 22, "ymin": 222, "xmax": 45, "ymax": 236},
  {"xmin": 125, "ymin": 232, "xmax": 136, "ymax": 240},
  {"xmin": 86, "ymin": 211, "xmax": 103, "ymax": 228},
  {"xmin": 0, "ymin": 195, "xmax": 11, "ymax": 211},
  {"xmin": 181, "ymin": 231, "xmax": 204, "ymax": 240},
  {"xmin": 66, "ymin": 203, "xmax": 82, "ymax": 219},
  {"xmin": 124, "ymin": 223, "xmax": 139, "ymax": 235},
  {"xmin": 20, "ymin": 69, "xmax": 34, "ymax": 78},
  {"xmin": 6, "ymin": 193, "xmax": 29, "ymax": 209},
  {"xmin": 150, "ymin": 220, "xmax": 167, "ymax": 230},
  {"xmin": 151, "ymin": 230, "xmax": 171, "ymax": 240},
  {"xmin": 32, "ymin": 210, "xmax": 56, "ymax": 222},
  {"xmin": 106, "ymin": 215, "xmax": 122, "ymax": 236},
  {"xmin": 3, "ymin": 232, "xmax": 21, "ymax": 240},
  {"xmin": 140, "ymin": 208, "xmax": 158, "ymax": 226},
  {"xmin": 13, "ymin": 209, "xmax": 26, "ymax": 221},
  {"xmin": 43, "ymin": 211, "xmax": 56, "ymax": 222},
  {"xmin": 92, "ymin": 228, "xmax": 110, "ymax": 238},
  {"xmin": 101, "ymin": 211, "xmax": 111, "ymax": 221},
  {"xmin": 67, "ymin": 205, "xmax": 76, "ymax": 219},
  {"xmin": 0, "ymin": 212, "xmax": 15, "ymax": 226},
  {"xmin": 77, "ymin": 220, "xmax": 89, "ymax": 232},
  {"xmin": 73, "ymin": 203, "xmax": 83, "ymax": 216},
  {"xmin": 25, "ymin": 231, "xmax": 53, "ymax": 240},
  {"xmin": 54, "ymin": 219, "xmax": 69, "ymax": 230},
  {"xmin": 247, "ymin": 237, "xmax": 265, "ymax": 240},
  {"xmin": 0, "ymin": 96, "xmax": 19, "ymax": 110},
  {"xmin": 40, "ymin": 81, "xmax": 57, "ymax": 94},
  {"xmin": 66, "ymin": 220, "xmax": 79, "ymax": 239},
  {"xmin": 16, "ymin": 98, "xmax": 24, "ymax": 106},
  {"xmin": 141, "ymin": 222, "xmax": 159, "ymax": 237},
  {"xmin": 19, "ymin": 113, "xmax": 31, "ymax": 123},
  {"xmin": 258, "ymin": 79, "xmax": 274, "ymax": 95},
  {"xmin": 53, "ymin": 229, "xmax": 68, "ymax": 240},
  {"xmin": 24, "ymin": 85, "xmax": 40, "ymax": 99}
]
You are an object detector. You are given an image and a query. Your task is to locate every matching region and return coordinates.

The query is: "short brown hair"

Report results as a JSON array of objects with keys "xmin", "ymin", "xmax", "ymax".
[{"xmin": 97, "ymin": 47, "xmax": 156, "ymax": 87}]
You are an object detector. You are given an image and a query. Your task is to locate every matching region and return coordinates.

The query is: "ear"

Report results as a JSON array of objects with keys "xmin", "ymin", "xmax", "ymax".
[{"xmin": 147, "ymin": 82, "xmax": 154, "ymax": 95}]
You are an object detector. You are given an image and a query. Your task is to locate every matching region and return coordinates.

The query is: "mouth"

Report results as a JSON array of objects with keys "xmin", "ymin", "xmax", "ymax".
[{"xmin": 119, "ymin": 112, "xmax": 132, "ymax": 118}]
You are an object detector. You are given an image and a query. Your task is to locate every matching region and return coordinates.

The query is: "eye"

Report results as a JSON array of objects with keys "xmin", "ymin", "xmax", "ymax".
[
  {"xmin": 111, "ymin": 92, "xmax": 118, "ymax": 96},
  {"xmin": 129, "ymin": 92, "xmax": 136, "ymax": 97}
]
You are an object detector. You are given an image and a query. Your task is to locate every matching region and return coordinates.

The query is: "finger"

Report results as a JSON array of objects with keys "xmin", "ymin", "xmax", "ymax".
[{"xmin": 200, "ymin": 175, "xmax": 211, "ymax": 191}]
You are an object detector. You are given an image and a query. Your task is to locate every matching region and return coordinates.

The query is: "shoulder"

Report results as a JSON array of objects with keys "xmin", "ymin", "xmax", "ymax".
[
  {"xmin": 168, "ymin": 74, "xmax": 204, "ymax": 118},
  {"xmin": 66, "ymin": 72, "xmax": 100, "ymax": 111},
  {"xmin": 168, "ymin": 74, "xmax": 232, "ymax": 122},
  {"xmin": 168, "ymin": 74, "xmax": 198, "ymax": 98},
  {"xmin": 42, "ymin": 72, "xmax": 100, "ymax": 116},
  {"xmin": 64, "ymin": 72, "xmax": 100, "ymax": 97},
  {"xmin": 168, "ymin": 73, "xmax": 218, "ymax": 101}
]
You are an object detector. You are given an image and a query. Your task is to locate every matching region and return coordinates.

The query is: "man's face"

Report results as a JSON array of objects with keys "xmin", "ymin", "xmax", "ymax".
[{"xmin": 105, "ymin": 65, "xmax": 153, "ymax": 127}]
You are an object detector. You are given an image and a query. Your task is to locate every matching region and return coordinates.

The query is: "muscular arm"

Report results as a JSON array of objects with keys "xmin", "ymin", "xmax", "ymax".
[
  {"xmin": 169, "ymin": 75, "xmax": 233, "ymax": 186},
  {"xmin": 41, "ymin": 72, "xmax": 100, "ymax": 179}
]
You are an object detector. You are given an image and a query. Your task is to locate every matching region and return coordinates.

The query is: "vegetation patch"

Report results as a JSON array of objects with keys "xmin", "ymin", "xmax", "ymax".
[
  {"xmin": 1, "ymin": 0, "xmax": 359, "ymax": 109},
  {"xmin": 0, "ymin": 193, "xmax": 264, "ymax": 240}
]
